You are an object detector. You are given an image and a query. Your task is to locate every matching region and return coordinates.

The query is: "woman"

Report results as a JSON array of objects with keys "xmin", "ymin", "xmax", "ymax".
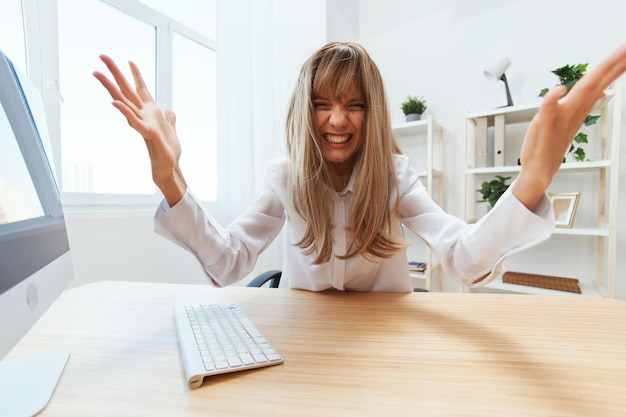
[{"xmin": 93, "ymin": 41, "xmax": 626, "ymax": 292}]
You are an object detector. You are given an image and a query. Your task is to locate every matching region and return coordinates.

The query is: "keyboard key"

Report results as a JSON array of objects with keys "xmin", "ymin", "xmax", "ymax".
[
  {"xmin": 227, "ymin": 357, "xmax": 243, "ymax": 367},
  {"xmin": 240, "ymin": 353, "xmax": 255, "ymax": 365},
  {"xmin": 266, "ymin": 353, "xmax": 282, "ymax": 362},
  {"xmin": 253, "ymin": 353, "xmax": 267, "ymax": 363}
]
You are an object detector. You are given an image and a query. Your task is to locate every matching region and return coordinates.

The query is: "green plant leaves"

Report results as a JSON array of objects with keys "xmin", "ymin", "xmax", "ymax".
[
  {"xmin": 571, "ymin": 133, "xmax": 588, "ymax": 161},
  {"xmin": 551, "ymin": 63, "xmax": 588, "ymax": 92},
  {"xmin": 573, "ymin": 132, "xmax": 588, "ymax": 144},
  {"xmin": 573, "ymin": 147, "xmax": 586, "ymax": 161},
  {"xmin": 477, "ymin": 175, "xmax": 511, "ymax": 207},
  {"xmin": 584, "ymin": 114, "xmax": 600, "ymax": 126},
  {"xmin": 401, "ymin": 95, "xmax": 427, "ymax": 115}
]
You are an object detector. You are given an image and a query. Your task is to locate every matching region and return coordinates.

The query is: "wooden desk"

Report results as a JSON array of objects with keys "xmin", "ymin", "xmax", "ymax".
[{"xmin": 8, "ymin": 281, "xmax": 626, "ymax": 416}]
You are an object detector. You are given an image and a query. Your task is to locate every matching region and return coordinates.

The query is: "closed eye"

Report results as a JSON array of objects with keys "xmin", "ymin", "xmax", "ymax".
[
  {"xmin": 347, "ymin": 103, "xmax": 366, "ymax": 111},
  {"xmin": 313, "ymin": 101, "xmax": 331, "ymax": 110}
]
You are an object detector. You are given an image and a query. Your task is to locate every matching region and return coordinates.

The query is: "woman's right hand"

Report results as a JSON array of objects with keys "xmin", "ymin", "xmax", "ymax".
[{"xmin": 93, "ymin": 55, "xmax": 187, "ymax": 206}]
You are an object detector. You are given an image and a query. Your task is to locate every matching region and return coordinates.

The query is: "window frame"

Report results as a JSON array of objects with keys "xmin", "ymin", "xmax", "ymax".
[{"xmin": 21, "ymin": 0, "xmax": 217, "ymax": 211}]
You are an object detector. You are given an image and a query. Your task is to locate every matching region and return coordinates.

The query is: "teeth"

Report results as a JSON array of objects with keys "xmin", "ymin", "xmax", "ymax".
[{"xmin": 325, "ymin": 134, "xmax": 350, "ymax": 144}]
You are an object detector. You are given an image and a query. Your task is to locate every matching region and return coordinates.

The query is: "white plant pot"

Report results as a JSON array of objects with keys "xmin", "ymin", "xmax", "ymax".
[{"xmin": 405, "ymin": 113, "xmax": 422, "ymax": 122}]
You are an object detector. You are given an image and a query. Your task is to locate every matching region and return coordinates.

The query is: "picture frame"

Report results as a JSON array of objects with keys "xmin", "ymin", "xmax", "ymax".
[{"xmin": 549, "ymin": 192, "xmax": 581, "ymax": 228}]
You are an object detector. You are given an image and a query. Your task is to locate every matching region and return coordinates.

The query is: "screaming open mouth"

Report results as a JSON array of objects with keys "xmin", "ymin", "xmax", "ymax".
[{"xmin": 324, "ymin": 133, "xmax": 351, "ymax": 145}]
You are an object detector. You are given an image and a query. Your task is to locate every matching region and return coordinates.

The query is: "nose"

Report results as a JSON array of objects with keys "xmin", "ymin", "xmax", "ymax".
[{"xmin": 329, "ymin": 105, "xmax": 348, "ymax": 127}]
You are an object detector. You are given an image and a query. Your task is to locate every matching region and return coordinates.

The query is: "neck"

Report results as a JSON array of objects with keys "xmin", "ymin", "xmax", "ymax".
[
  {"xmin": 329, "ymin": 160, "xmax": 354, "ymax": 192},
  {"xmin": 328, "ymin": 157, "xmax": 355, "ymax": 177}
]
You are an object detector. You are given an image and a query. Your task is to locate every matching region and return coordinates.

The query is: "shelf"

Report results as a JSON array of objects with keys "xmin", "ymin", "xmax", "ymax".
[
  {"xmin": 462, "ymin": 81, "xmax": 621, "ymax": 298},
  {"xmin": 466, "ymin": 160, "xmax": 611, "ymax": 175},
  {"xmin": 416, "ymin": 169, "xmax": 443, "ymax": 178},
  {"xmin": 466, "ymin": 102, "xmax": 540, "ymax": 126},
  {"xmin": 392, "ymin": 119, "xmax": 434, "ymax": 135},
  {"xmin": 394, "ymin": 116, "xmax": 443, "ymax": 292},
  {"xmin": 552, "ymin": 227, "xmax": 610, "ymax": 237},
  {"xmin": 465, "ymin": 89, "xmax": 615, "ymax": 126}
]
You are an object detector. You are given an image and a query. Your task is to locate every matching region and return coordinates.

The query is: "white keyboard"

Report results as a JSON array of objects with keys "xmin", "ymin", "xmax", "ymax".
[{"xmin": 173, "ymin": 303, "xmax": 284, "ymax": 389}]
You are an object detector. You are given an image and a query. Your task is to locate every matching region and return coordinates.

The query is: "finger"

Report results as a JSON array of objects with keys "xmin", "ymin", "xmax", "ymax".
[
  {"xmin": 92, "ymin": 70, "xmax": 121, "ymax": 100},
  {"xmin": 556, "ymin": 43, "xmax": 626, "ymax": 127},
  {"xmin": 586, "ymin": 42, "xmax": 626, "ymax": 91},
  {"xmin": 129, "ymin": 61, "xmax": 155, "ymax": 103},
  {"xmin": 543, "ymin": 84, "xmax": 587, "ymax": 143},
  {"xmin": 111, "ymin": 100, "xmax": 149, "ymax": 137},
  {"xmin": 98, "ymin": 54, "xmax": 144, "ymax": 109},
  {"xmin": 538, "ymin": 84, "xmax": 567, "ymax": 117},
  {"xmin": 97, "ymin": 54, "xmax": 134, "ymax": 96},
  {"xmin": 543, "ymin": 84, "xmax": 567, "ymax": 105},
  {"xmin": 93, "ymin": 69, "xmax": 143, "ymax": 118},
  {"xmin": 566, "ymin": 42, "xmax": 626, "ymax": 103}
]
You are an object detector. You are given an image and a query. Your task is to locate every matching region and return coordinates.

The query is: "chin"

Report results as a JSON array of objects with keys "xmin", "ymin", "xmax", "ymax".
[{"xmin": 324, "ymin": 154, "xmax": 354, "ymax": 164}]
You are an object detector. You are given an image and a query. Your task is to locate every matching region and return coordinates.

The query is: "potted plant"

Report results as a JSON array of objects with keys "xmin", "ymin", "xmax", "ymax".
[
  {"xmin": 401, "ymin": 95, "xmax": 427, "ymax": 122},
  {"xmin": 477, "ymin": 175, "xmax": 511, "ymax": 208},
  {"xmin": 539, "ymin": 63, "xmax": 600, "ymax": 162}
]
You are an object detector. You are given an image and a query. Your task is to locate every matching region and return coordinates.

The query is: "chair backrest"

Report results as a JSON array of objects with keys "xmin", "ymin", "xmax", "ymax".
[{"xmin": 246, "ymin": 270, "xmax": 282, "ymax": 288}]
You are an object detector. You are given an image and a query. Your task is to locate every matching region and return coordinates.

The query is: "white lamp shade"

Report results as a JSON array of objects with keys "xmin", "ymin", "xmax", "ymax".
[{"xmin": 484, "ymin": 57, "xmax": 511, "ymax": 80}]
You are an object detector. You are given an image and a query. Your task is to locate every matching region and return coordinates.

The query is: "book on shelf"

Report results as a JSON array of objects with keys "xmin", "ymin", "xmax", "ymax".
[{"xmin": 408, "ymin": 261, "xmax": 427, "ymax": 273}]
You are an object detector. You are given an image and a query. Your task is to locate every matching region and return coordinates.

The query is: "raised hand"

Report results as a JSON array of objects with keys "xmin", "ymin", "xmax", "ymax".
[
  {"xmin": 513, "ymin": 42, "xmax": 626, "ymax": 211},
  {"xmin": 93, "ymin": 55, "xmax": 187, "ymax": 206}
]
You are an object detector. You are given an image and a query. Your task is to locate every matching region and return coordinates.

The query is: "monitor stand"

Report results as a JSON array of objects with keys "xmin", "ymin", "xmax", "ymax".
[{"xmin": 0, "ymin": 349, "xmax": 70, "ymax": 417}]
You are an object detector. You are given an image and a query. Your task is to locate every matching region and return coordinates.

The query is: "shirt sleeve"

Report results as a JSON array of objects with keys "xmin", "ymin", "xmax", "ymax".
[
  {"xmin": 153, "ymin": 164, "xmax": 286, "ymax": 287},
  {"xmin": 396, "ymin": 155, "xmax": 555, "ymax": 287}
]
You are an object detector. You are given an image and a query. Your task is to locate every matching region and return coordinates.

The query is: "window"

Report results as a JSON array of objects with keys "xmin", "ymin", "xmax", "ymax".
[
  {"xmin": 0, "ymin": 0, "xmax": 26, "ymax": 72},
  {"xmin": 57, "ymin": 0, "xmax": 156, "ymax": 196},
  {"xmin": 2, "ymin": 0, "xmax": 217, "ymax": 206},
  {"xmin": 172, "ymin": 33, "xmax": 217, "ymax": 201},
  {"xmin": 55, "ymin": 0, "xmax": 217, "ymax": 203}
]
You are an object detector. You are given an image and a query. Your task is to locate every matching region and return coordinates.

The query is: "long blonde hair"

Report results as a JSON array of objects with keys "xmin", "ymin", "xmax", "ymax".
[{"xmin": 285, "ymin": 41, "xmax": 406, "ymax": 265}]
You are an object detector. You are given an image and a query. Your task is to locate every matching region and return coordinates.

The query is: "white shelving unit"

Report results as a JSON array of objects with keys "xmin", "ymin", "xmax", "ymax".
[
  {"xmin": 461, "ymin": 82, "xmax": 622, "ymax": 298},
  {"xmin": 392, "ymin": 115, "xmax": 444, "ymax": 291}
]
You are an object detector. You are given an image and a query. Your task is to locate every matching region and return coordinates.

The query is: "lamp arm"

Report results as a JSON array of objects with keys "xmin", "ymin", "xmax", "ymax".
[{"xmin": 500, "ymin": 73, "xmax": 514, "ymax": 107}]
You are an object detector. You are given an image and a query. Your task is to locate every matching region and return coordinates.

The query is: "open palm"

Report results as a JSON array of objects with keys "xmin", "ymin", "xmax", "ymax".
[{"xmin": 93, "ymin": 55, "xmax": 187, "ymax": 205}]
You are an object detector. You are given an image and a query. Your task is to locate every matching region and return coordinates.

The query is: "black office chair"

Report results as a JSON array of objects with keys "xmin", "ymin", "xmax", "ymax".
[{"xmin": 246, "ymin": 270, "xmax": 282, "ymax": 288}]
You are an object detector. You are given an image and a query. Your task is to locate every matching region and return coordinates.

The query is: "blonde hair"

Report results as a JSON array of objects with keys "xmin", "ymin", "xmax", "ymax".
[{"xmin": 285, "ymin": 41, "xmax": 407, "ymax": 265}]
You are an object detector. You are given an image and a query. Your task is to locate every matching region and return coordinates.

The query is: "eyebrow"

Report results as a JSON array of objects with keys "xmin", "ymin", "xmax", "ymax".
[{"xmin": 312, "ymin": 94, "xmax": 364, "ymax": 103}]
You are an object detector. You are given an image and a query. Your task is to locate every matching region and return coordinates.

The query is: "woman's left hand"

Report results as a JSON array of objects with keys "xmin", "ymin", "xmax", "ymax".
[{"xmin": 513, "ymin": 42, "xmax": 626, "ymax": 211}]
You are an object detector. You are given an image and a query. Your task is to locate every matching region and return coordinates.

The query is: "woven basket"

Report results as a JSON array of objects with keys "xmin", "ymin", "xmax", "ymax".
[{"xmin": 502, "ymin": 271, "xmax": 581, "ymax": 294}]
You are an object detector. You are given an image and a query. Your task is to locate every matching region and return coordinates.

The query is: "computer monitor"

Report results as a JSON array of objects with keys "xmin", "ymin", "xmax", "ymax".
[{"xmin": 0, "ymin": 50, "xmax": 74, "ymax": 416}]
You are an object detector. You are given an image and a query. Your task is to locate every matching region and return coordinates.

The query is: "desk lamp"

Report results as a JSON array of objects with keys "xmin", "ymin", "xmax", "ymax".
[{"xmin": 484, "ymin": 57, "xmax": 514, "ymax": 107}]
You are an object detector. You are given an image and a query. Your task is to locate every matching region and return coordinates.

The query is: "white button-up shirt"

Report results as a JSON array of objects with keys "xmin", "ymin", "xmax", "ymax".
[{"xmin": 155, "ymin": 155, "xmax": 554, "ymax": 292}]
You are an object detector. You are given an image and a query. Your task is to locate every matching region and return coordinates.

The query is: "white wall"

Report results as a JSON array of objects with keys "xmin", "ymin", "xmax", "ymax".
[
  {"xmin": 358, "ymin": 0, "xmax": 626, "ymax": 299},
  {"xmin": 65, "ymin": 211, "xmax": 208, "ymax": 288}
]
